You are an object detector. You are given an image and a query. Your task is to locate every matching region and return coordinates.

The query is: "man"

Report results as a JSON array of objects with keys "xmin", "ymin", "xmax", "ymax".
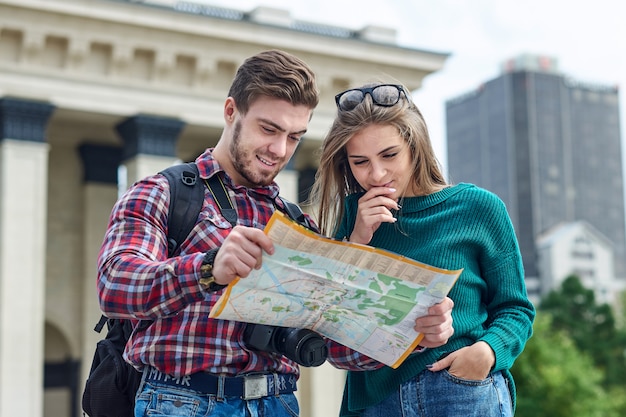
[{"xmin": 97, "ymin": 49, "xmax": 454, "ymax": 417}]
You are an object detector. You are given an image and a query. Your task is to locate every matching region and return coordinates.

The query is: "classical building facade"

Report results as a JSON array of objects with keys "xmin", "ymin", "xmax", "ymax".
[{"xmin": 0, "ymin": 1, "xmax": 448, "ymax": 416}]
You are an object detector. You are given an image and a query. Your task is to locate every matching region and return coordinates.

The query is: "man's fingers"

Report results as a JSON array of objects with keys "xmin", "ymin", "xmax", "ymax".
[
  {"xmin": 229, "ymin": 226, "xmax": 274, "ymax": 255},
  {"xmin": 212, "ymin": 226, "xmax": 274, "ymax": 282}
]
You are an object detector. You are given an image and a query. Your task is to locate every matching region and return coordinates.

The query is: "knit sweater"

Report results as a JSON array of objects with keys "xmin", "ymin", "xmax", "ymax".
[{"xmin": 334, "ymin": 183, "xmax": 535, "ymax": 416}]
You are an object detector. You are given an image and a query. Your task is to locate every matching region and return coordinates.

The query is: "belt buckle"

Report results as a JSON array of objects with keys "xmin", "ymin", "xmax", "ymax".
[{"xmin": 243, "ymin": 375, "xmax": 268, "ymax": 400}]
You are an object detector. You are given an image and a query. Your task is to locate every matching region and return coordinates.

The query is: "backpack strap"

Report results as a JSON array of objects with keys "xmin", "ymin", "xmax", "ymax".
[
  {"xmin": 277, "ymin": 197, "xmax": 319, "ymax": 233},
  {"xmin": 94, "ymin": 314, "xmax": 109, "ymax": 333},
  {"xmin": 203, "ymin": 174, "xmax": 315, "ymax": 232},
  {"xmin": 159, "ymin": 163, "xmax": 205, "ymax": 257},
  {"xmin": 159, "ymin": 162, "xmax": 315, "ymax": 258},
  {"xmin": 93, "ymin": 166, "xmax": 313, "ymax": 332},
  {"xmin": 204, "ymin": 174, "xmax": 237, "ymax": 227}
]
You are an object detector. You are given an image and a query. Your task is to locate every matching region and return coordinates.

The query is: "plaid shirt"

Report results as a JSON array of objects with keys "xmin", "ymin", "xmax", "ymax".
[{"xmin": 98, "ymin": 148, "xmax": 380, "ymax": 377}]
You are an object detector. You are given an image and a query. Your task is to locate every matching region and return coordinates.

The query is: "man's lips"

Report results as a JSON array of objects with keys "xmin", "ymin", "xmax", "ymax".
[{"xmin": 257, "ymin": 155, "xmax": 278, "ymax": 167}]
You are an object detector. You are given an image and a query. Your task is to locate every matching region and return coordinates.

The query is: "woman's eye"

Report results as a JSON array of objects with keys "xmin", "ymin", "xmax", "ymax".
[
  {"xmin": 383, "ymin": 153, "xmax": 398, "ymax": 159},
  {"xmin": 353, "ymin": 160, "xmax": 367, "ymax": 166}
]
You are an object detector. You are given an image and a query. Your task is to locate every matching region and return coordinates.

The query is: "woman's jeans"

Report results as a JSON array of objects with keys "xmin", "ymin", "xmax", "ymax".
[
  {"xmin": 134, "ymin": 379, "xmax": 299, "ymax": 417},
  {"xmin": 362, "ymin": 370, "xmax": 513, "ymax": 417}
]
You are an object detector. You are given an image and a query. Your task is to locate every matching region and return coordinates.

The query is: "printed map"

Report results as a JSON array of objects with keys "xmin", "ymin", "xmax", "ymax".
[{"xmin": 210, "ymin": 211, "xmax": 461, "ymax": 368}]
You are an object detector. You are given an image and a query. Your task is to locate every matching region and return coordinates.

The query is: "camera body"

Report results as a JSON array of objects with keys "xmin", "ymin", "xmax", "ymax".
[{"xmin": 242, "ymin": 323, "xmax": 328, "ymax": 367}]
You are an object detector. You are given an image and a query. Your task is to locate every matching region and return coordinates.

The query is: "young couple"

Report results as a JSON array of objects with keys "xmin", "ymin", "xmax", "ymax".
[{"xmin": 98, "ymin": 49, "xmax": 535, "ymax": 417}]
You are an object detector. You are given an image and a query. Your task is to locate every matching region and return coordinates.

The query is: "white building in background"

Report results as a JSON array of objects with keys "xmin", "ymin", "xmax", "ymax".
[
  {"xmin": 536, "ymin": 221, "xmax": 619, "ymax": 305},
  {"xmin": 0, "ymin": 1, "xmax": 449, "ymax": 416}
]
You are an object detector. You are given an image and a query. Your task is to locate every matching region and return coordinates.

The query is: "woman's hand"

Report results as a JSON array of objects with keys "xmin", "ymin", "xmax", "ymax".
[
  {"xmin": 427, "ymin": 341, "xmax": 496, "ymax": 381},
  {"xmin": 414, "ymin": 297, "xmax": 454, "ymax": 348},
  {"xmin": 349, "ymin": 187, "xmax": 400, "ymax": 244}
]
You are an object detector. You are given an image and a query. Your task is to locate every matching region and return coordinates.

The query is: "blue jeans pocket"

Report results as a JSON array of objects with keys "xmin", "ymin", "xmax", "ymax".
[
  {"xmin": 417, "ymin": 370, "xmax": 513, "ymax": 417},
  {"xmin": 276, "ymin": 394, "xmax": 300, "ymax": 417},
  {"xmin": 135, "ymin": 383, "xmax": 209, "ymax": 416},
  {"xmin": 362, "ymin": 370, "xmax": 512, "ymax": 417},
  {"xmin": 440, "ymin": 369, "xmax": 494, "ymax": 386},
  {"xmin": 135, "ymin": 381, "xmax": 300, "ymax": 417}
]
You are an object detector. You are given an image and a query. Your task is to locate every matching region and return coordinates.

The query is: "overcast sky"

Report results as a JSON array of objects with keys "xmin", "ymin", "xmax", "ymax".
[{"xmin": 195, "ymin": 0, "xmax": 625, "ymax": 176}]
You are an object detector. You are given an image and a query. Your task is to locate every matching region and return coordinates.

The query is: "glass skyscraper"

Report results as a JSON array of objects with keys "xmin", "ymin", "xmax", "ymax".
[{"xmin": 446, "ymin": 54, "xmax": 625, "ymax": 296}]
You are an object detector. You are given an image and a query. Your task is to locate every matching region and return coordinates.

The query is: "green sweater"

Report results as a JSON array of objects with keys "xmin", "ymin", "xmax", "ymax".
[{"xmin": 335, "ymin": 183, "xmax": 535, "ymax": 416}]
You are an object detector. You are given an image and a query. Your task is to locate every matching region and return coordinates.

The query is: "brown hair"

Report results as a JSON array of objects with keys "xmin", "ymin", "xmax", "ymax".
[
  {"xmin": 228, "ymin": 49, "xmax": 319, "ymax": 113},
  {"xmin": 309, "ymin": 83, "xmax": 447, "ymax": 236}
]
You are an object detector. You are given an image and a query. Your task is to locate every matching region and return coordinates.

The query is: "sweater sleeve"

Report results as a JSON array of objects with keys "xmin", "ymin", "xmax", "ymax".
[{"xmin": 475, "ymin": 192, "xmax": 535, "ymax": 371}]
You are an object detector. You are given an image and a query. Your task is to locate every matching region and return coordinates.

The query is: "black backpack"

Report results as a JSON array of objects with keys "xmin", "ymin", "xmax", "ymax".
[{"xmin": 81, "ymin": 162, "xmax": 314, "ymax": 417}]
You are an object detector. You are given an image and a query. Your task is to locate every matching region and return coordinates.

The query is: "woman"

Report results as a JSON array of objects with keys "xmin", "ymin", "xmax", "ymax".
[{"xmin": 310, "ymin": 83, "xmax": 535, "ymax": 416}]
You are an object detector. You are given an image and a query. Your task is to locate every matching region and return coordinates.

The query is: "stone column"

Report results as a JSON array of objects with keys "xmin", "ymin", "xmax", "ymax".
[
  {"xmin": 300, "ymin": 363, "xmax": 346, "ymax": 417},
  {"xmin": 77, "ymin": 144, "xmax": 123, "ymax": 395},
  {"xmin": 0, "ymin": 97, "xmax": 54, "ymax": 417},
  {"xmin": 115, "ymin": 114, "xmax": 185, "ymax": 186}
]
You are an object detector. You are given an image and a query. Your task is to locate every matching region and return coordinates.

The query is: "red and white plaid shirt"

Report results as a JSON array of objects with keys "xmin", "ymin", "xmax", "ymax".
[{"xmin": 98, "ymin": 148, "xmax": 381, "ymax": 378}]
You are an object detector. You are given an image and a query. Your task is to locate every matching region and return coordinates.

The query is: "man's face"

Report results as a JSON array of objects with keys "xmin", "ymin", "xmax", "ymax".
[{"xmin": 227, "ymin": 96, "xmax": 312, "ymax": 188}]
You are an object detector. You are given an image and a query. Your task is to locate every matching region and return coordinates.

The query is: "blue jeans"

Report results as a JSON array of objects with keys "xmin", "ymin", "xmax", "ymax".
[
  {"xmin": 134, "ymin": 379, "xmax": 299, "ymax": 417},
  {"xmin": 362, "ymin": 370, "xmax": 512, "ymax": 417}
]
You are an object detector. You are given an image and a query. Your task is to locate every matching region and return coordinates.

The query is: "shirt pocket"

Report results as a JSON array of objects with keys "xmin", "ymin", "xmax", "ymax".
[{"xmin": 201, "ymin": 204, "xmax": 234, "ymax": 231}]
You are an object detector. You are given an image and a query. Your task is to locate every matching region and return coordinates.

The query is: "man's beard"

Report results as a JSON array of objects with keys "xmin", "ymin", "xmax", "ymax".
[{"xmin": 229, "ymin": 120, "xmax": 280, "ymax": 187}]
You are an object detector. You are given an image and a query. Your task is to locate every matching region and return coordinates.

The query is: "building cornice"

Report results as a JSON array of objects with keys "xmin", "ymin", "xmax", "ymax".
[{"xmin": 0, "ymin": 0, "xmax": 448, "ymax": 161}]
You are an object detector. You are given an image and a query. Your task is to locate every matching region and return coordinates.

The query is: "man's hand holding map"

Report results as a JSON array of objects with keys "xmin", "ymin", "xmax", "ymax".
[{"xmin": 210, "ymin": 211, "xmax": 462, "ymax": 369}]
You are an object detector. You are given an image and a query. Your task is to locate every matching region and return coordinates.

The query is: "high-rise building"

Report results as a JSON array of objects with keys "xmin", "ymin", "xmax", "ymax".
[{"xmin": 445, "ymin": 54, "xmax": 625, "ymax": 299}]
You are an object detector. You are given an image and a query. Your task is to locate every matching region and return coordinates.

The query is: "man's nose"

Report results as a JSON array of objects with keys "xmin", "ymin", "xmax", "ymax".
[{"xmin": 268, "ymin": 136, "xmax": 288, "ymax": 158}]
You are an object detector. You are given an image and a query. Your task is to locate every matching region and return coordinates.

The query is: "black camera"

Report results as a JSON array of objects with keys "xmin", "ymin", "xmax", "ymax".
[{"xmin": 242, "ymin": 323, "xmax": 328, "ymax": 367}]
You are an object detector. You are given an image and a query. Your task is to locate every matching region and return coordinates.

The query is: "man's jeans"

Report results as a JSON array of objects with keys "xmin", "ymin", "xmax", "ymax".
[
  {"xmin": 135, "ymin": 379, "xmax": 299, "ymax": 417},
  {"xmin": 362, "ymin": 370, "xmax": 513, "ymax": 417}
]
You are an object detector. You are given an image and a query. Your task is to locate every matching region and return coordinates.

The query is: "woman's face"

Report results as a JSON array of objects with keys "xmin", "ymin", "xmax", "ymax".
[{"xmin": 345, "ymin": 124, "xmax": 418, "ymax": 199}]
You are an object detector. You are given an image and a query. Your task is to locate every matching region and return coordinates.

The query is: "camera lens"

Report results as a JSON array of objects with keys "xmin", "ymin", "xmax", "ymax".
[
  {"xmin": 242, "ymin": 324, "xmax": 328, "ymax": 367},
  {"xmin": 275, "ymin": 328, "xmax": 328, "ymax": 367}
]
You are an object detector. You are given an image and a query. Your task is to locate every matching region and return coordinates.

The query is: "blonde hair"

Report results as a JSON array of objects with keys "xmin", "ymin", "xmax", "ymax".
[{"xmin": 309, "ymin": 83, "xmax": 447, "ymax": 236}]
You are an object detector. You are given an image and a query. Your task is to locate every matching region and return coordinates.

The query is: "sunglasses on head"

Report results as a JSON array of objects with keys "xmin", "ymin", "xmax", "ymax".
[{"xmin": 334, "ymin": 84, "xmax": 407, "ymax": 111}]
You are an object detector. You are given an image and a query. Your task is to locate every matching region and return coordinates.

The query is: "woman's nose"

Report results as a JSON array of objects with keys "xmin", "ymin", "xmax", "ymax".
[{"xmin": 369, "ymin": 162, "xmax": 386, "ymax": 182}]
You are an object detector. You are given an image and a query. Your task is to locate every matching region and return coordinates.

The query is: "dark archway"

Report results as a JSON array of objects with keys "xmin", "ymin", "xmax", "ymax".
[{"xmin": 44, "ymin": 323, "xmax": 80, "ymax": 417}]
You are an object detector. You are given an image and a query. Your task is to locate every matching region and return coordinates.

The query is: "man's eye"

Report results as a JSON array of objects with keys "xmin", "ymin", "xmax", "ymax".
[{"xmin": 289, "ymin": 135, "xmax": 302, "ymax": 142}]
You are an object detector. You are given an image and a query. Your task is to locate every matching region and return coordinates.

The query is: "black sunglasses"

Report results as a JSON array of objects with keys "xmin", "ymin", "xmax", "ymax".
[{"xmin": 334, "ymin": 84, "xmax": 407, "ymax": 111}]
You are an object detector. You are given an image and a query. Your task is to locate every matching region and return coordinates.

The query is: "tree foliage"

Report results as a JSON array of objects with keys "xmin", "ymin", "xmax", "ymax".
[
  {"xmin": 511, "ymin": 275, "xmax": 626, "ymax": 416},
  {"xmin": 539, "ymin": 275, "xmax": 626, "ymax": 387},
  {"xmin": 512, "ymin": 314, "xmax": 622, "ymax": 417}
]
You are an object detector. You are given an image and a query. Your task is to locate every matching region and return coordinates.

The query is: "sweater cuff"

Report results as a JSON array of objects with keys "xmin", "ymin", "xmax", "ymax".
[{"xmin": 479, "ymin": 333, "xmax": 508, "ymax": 371}]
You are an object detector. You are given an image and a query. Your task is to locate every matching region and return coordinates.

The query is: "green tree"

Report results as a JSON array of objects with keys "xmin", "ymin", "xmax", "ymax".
[
  {"xmin": 539, "ymin": 275, "xmax": 626, "ymax": 387},
  {"xmin": 512, "ymin": 313, "xmax": 623, "ymax": 417}
]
